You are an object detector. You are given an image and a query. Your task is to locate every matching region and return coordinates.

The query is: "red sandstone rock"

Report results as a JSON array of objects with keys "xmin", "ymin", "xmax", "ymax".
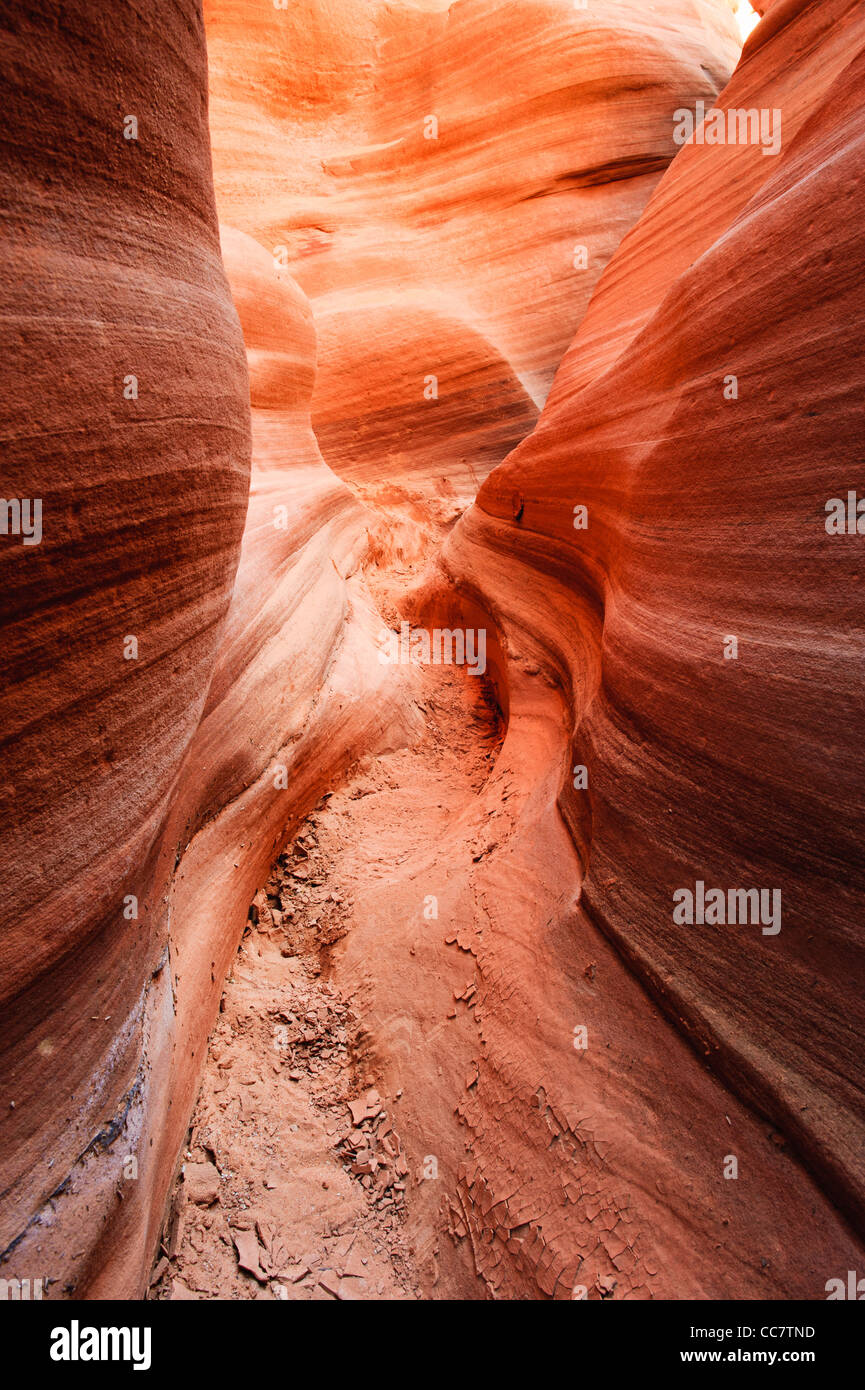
[
  {"xmin": 431, "ymin": 0, "xmax": 865, "ymax": 1287},
  {"xmin": 5, "ymin": 0, "xmax": 862, "ymax": 1309},
  {"xmin": 85, "ymin": 230, "xmax": 423, "ymax": 1295},
  {"xmin": 0, "ymin": 0, "xmax": 250, "ymax": 1291},
  {"xmin": 204, "ymin": 0, "xmax": 742, "ymax": 507}
]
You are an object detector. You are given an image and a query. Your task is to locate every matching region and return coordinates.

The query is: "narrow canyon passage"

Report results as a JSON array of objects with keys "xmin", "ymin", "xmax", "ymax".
[
  {"xmin": 153, "ymin": 652, "xmax": 505, "ymax": 1299},
  {"xmin": 153, "ymin": 528, "xmax": 863, "ymax": 1302},
  {"xmin": 3, "ymin": 0, "xmax": 865, "ymax": 1317}
]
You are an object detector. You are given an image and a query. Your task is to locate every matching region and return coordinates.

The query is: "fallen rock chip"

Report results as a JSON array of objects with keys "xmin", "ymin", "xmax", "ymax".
[
  {"xmin": 318, "ymin": 1270, "xmax": 342, "ymax": 1299},
  {"xmin": 183, "ymin": 1160, "xmax": 221, "ymax": 1205},
  {"xmin": 170, "ymin": 1279, "xmax": 198, "ymax": 1301},
  {"xmin": 234, "ymin": 1229, "xmax": 268, "ymax": 1283},
  {"xmin": 342, "ymin": 1250, "xmax": 368, "ymax": 1279}
]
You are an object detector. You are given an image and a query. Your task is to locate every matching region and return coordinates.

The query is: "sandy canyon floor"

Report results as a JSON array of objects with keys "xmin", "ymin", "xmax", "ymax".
[{"xmin": 152, "ymin": 653, "xmax": 504, "ymax": 1301}]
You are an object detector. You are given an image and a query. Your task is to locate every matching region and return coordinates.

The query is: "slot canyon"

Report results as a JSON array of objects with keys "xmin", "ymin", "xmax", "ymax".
[{"xmin": 1, "ymin": 0, "xmax": 864, "ymax": 1308}]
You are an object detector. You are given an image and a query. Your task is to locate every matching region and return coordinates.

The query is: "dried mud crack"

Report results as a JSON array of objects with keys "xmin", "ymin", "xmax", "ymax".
[{"xmin": 151, "ymin": 663, "xmax": 504, "ymax": 1301}]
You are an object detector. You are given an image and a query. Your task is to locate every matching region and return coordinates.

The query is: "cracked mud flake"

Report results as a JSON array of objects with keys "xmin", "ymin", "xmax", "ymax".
[{"xmin": 151, "ymin": 663, "xmax": 502, "ymax": 1301}]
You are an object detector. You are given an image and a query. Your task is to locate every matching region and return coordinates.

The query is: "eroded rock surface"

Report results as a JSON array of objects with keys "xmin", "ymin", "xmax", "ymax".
[
  {"xmin": 0, "ymin": 0, "xmax": 250, "ymax": 1294},
  {"xmin": 4, "ymin": 0, "xmax": 862, "ymax": 1306},
  {"xmin": 429, "ymin": 0, "xmax": 865, "ymax": 1288},
  {"xmin": 204, "ymin": 0, "xmax": 742, "ymax": 515}
]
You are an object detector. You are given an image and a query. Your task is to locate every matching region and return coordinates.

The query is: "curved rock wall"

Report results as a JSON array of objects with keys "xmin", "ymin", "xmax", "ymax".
[
  {"xmin": 7, "ymin": 0, "xmax": 857, "ymax": 1306},
  {"xmin": 204, "ymin": 0, "xmax": 742, "ymax": 515},
  {"xmin": 83, "ymin": 227, "xmax": 424, "ymax": 1296},
  {"xmin": 0, "ymin": 0, "xmax": 251, "ymax": 1292},
  {"xmin": 437, "ymin": 0, "xmax": 865, "ymax": 1270}
]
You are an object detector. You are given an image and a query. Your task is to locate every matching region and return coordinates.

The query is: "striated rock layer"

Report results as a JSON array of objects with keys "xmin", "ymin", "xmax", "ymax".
[
  {"xmin": 204, "ymin": 0, "xmax": 742, "ymax": 518},
  {"xmin": 6, "ymin": 0, "xmax": 862, "ymax": 1306},
  {"xmin": 0, "ymin": 160, "xmax": 417, "ymax": 1292},
  {"xmin": 0, "ymin": 0, "xmax": 404, "ymax": 1299},
  {"xmin": 82, "ymin": 228, "xmax": 423, "ymax": 1296},
  {"xmin": 420, "ymin": 0, "xmax": 865, "ymax": 1291},
  {"xmin": 0, "ymin": 0, "xmax": 251, "ymax": 1293}
]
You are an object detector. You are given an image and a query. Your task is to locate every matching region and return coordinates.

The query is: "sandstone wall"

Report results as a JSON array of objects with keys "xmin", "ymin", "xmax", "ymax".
[
  {"xmin": 0, "ymin": 0, "xmax": 250, "ymax": 1291},
  {"xmin": 438, "ymin": 0, "xmax": 865, "ymax": 1255}
]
